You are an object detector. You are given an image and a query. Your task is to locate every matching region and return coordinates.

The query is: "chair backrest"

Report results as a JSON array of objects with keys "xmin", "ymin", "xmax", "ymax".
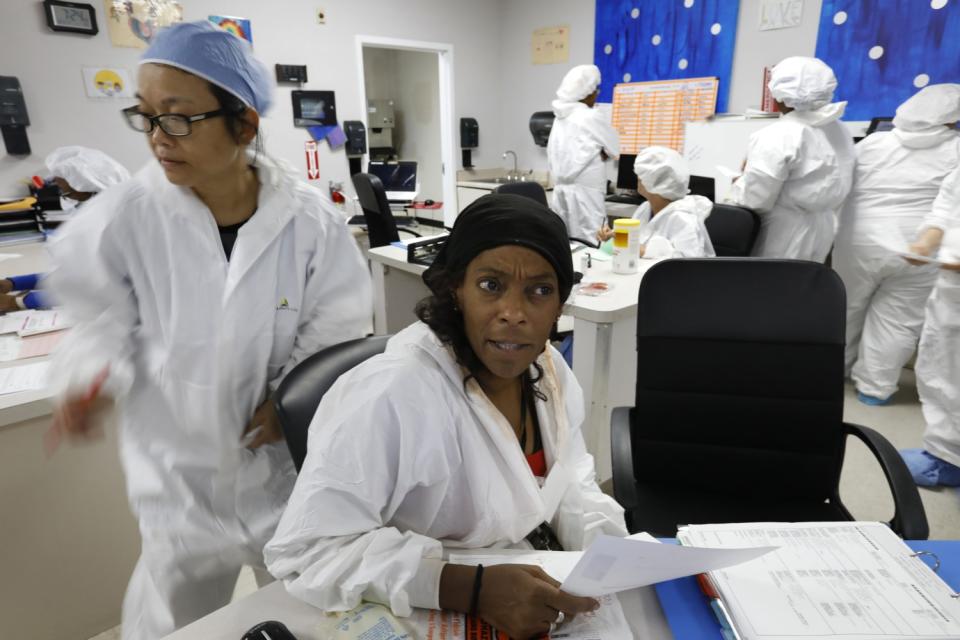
[
  {"xmin": 274, "ymin": 335, "xmax": 391, "ymax": 471},
  {"xmin": 352, "ymin": 173, "xmax": 400, "ymax": 247},
  {"xmin": 704, "ymin": 204, "xmax": 760, "ymax": 257},
  {"xmin": 632, "ymin": 259, "xmax": 847, "ymax": 501},
  {"xmin": 494, "ymin": 181, "xmax": 549, "ymax": 207}
]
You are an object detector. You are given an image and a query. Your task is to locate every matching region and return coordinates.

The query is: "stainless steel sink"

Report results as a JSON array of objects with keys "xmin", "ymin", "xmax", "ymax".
[{"xmin": 472, "ymin": 177, "xmax": 513, "ymax": 184}]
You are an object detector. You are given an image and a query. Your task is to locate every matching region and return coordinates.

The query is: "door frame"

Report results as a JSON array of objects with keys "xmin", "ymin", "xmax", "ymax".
[{"xmin": 356, "ymin": 35, "xmax": 457, "ymax": 227}]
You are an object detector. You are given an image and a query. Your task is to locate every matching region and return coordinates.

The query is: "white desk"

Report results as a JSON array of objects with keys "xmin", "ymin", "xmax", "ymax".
[
  {"xmin": 164, "ymin": 580, "xmax": 674, "ymax": 639},
  {"xmin": 366, "ymin": 245, "xmax": 657, "ymax": 481},
  {"xmin": 0, "ymin": 241, "xmax": 140, "ymax": 640}
]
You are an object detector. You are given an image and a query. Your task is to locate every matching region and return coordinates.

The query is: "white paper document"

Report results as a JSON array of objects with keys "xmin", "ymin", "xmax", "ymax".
[
  {"xmin": 0, "ymin": 311, "xmax": 32, "ymax": 335},
  {"xmin": 872, "ymin": 227, "xmax": 953, "ymax": 267},
  {"xmin": 0, "ymin": 361, "xmax": 50, "ymax": 395},
  {"xmin": 560, "ymin": 534, "xmax": 775, "ymax": 597},
  {"xmin": 679, "ymin": 521, "xmax": 960, "ymax": 640},
  {"xmin": 448, "ymin": 547, "xmax": 634, "ymax": 640},
  {"xmin": 716, "ymin": 164, "xmax": 742, "ymax": 179},
  {"xmin": 18, "ymin": 310, "xmax": 72, "ymax": 337}
]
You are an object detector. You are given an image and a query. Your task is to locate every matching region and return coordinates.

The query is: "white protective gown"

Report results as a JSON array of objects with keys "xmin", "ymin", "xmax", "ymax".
[
  {"xmin": 265, "ymin": 322, "xmax": 627, "ymax": 616},
  {"xmin": 632, "ymin": 194, "xmax": 716, "ymax": 258},
  {"xmin": 728, "ymin": 105, "xmax": 855, "ymax": 261},
  {"xmin": 916, "ymin": 171, "xmax": 960, "ymax": 468},
  {"xmin": 833, "ymin": 127, "xmax": 960, "ymax": 398},
  {"xmin": 47, "ymin": 154, "xmax": 373, "ymax": 640},
  {"xmin": 548, "ymin": 101, "xmax": 620, "ymax": 242}
]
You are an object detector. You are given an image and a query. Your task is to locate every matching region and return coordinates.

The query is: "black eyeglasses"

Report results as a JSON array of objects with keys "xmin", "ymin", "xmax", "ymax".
[{"xmin": 122, "ymin": 106, "xmax": 227, "ymax": 137}]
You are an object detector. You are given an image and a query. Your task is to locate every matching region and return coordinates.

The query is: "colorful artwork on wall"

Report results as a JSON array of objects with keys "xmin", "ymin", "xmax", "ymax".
[
  {"xmin": 208, "ymin": 15, "xmax": 253, "ymax": 45},
  {"xmin": 81, "ymin": 66, "xmax": 134, "ymax": 98},
  {"xmin": 104, "ymin": 0, "xmax": 183, "ymax": 49},
  {"xmin": 593, "ymin": 0, "xmax": 740, "ymax": 112},
  {"xmin": 815, "ymin": 0, "xmax": 960, "ymax": 120}
]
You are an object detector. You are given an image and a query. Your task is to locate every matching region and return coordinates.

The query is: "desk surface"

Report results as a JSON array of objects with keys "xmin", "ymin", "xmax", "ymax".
[
  {"xmin": 0, "ymin": 241, "xmax": 55, "ymax": 428},
  {"xmin": 164, "ymin": 580, "xmax": 672, "ymax": 640},
  {"xmin": 367, "ymin": 244, "xmax": 661, "ymax": 324}
]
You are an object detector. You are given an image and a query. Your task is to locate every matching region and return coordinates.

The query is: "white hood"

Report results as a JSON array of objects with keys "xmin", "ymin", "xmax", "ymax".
[
  {"xmin": 789, "ymin": 101, "xmax": 847, "ymax": 128},
  {"xmin": 552, "ymin": 98, "xmax": 588, "ymax": 119},
  {"xmin": 893, "ymin": 126, "xmax": 959, "ymax": 150}
]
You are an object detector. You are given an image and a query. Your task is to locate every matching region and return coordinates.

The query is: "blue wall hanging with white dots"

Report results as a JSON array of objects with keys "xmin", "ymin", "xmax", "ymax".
[
  {"xmin": 816, "ymin": 0, "xmax": 960, "ymax": 120},
  {"xmin": 593, "ymin": 0, "xmax": 740, "ymax": 112}
]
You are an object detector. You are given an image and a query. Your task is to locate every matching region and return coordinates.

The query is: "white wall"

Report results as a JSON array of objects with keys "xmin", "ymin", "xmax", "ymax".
[
  {"xmin": 496, "ymin": 0, "xmax": 595, "ymax": 176},
  {"xmin": 728, "ymin": 0, "xmax": 823, "ymax": 113},
  {"xmin": 393, "ymin": 50, "xmax": 443, "ymax": 201},
  {"xmin": 362, "ymin": 46, "xmax": 443, "ymax": 202},
  {"xmin": 0, "ymin": 0, "xmax": 507, "ymax": 198},
  {"xmin": 496, "ymin": 0, "xmax": 826, "ymax": 173}
]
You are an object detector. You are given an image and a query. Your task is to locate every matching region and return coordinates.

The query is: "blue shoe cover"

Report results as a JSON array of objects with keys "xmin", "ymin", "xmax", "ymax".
[
  {"xmin": 900, "ymin": 449, "xmax": 960, "ymax": 487},
  {"xmin": 858, "ymin": 391, "xmax": 893, "ymax": 406}
]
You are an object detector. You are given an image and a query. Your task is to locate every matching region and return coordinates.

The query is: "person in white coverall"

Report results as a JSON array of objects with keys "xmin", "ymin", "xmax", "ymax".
[
  {"xmin": 900, "ymin": 165, "xmax": 960, "ymax": 487},
  {"xmin": 600, "ymin": 146, "xmax": 715, "ymax": 258},
  {"xmin": 0, "ymin": 146, "xmax": 131, "ymax": 314},
  {"xmin": 44, "ymin": 145, "xmax": 131, "ymax": 209},
  {"xmin": 46, "ymin": 22, "xmax": 372, "ymax": 639},
  {"xmin": 547, "ymin": 64, "xmax": 620, "ymax": 243},
  {"xmin": 833, "ymin": 84, "xmax": 960, "ymax": 405},
  {"xmin": 728, "ymin": 56, "xmax": 855, "ymax": 261},
  {"xmin": 265, "ymin": 193, "xmax": 627, "ymax": 640}
]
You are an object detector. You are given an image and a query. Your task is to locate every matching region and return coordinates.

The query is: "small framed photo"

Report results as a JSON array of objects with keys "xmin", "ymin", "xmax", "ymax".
[{"xmin": 43, "ymin": 0, "xmax": 98, "ymax": 36}]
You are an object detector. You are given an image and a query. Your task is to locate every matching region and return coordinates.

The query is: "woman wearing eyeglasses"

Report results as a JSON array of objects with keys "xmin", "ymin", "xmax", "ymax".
[{"xmin": 45, "ymin": 21, "xmax": 372, "ymax": 640}]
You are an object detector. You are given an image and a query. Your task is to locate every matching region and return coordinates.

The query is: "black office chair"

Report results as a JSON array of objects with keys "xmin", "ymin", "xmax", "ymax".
[
  {"xmin": 494, "ymin": 180, "xmax": 549, "ymax": 207},
  {"xmin": 494, "ymin": 181, "xmax": 597, "ymax": 248},
  {"xmin": 611, "ymin": 259, "xmax": 928, "ymax": 539},
  {"xmin": 274, "ymin": 335, "xmax": 391, "ymax": 471},
  {"xmin": 704, "ymin": 204, "xmax": 761, "ymax": 257},
  {"xmin": 351, "ymin": 173, "xmax": 421, "ymax": 248}
]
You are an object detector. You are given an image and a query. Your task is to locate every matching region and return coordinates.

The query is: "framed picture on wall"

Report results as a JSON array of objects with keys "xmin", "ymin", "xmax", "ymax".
[{"xmin": 43, "ymin": 0, "xmax": 99, "ymax": 35}]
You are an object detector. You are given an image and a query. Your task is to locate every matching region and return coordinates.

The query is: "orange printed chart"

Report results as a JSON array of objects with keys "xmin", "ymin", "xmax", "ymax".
[{"xmin": 611, "ymin": 77, "xmax": 719, "ymax": 154}]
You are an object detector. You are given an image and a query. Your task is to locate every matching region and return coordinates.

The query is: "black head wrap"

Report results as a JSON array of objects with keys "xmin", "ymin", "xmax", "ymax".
[{"xmin": 422, "ymin": 193, "xmax": 574, "ymax": 301}]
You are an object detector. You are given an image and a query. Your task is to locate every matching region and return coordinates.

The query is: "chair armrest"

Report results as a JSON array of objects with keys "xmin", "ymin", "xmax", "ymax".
[
  {"xmin": 398, "ymin": 229, "xmax": 422, "ymax": 239},
  {"xmin": 611, "ymin": 406, "xmax": 639, "ymax": 511},
  {"xmin": 844, "ymin": 422, "xmax": 929, "ymax": 540},
  {"xmin": 569, "ymin": 236, "xmax": 599, "ymax": 249}
]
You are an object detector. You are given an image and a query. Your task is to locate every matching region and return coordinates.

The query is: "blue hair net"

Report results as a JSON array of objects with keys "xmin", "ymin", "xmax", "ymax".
[{"xmin": 140, "ymin": 21, "xmax": 272, "ymax": 115}]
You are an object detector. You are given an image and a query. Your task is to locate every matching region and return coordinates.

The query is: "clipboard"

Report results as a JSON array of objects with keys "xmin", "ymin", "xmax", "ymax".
[{"xmin": 656, "ymin": 538, "xmax": 960, "ymax": 640}]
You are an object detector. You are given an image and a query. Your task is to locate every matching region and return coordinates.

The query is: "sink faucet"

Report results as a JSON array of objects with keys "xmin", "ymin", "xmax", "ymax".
[{"xmin": 502, "ymin": 150, "xmax": 518, "ymax": 178}]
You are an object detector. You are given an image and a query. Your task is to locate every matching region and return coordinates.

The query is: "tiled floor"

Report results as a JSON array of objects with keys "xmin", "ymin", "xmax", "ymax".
[{"xmin": 86, "ymin": 370, "xmax": 960, "ymax": 639}]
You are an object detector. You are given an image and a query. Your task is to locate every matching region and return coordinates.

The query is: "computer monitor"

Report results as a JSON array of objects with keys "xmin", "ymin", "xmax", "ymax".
[
  {"xmin": 616, "ymin": 154, "xmax": 638, "ymax": 191},
  {"xmin": 368, "ymin": 161, "xmax": 419, "ymax": 202},
  {"xmin": 865, "ymin": 117, "xmax": 895, "ymax": 136},
  {"xmin": 689, "ymin": 175, "xmax": 716, "ymax": 201},
  {"xmin": 291, "ymin": 90, "xmax": 338, "ymax": 127},
  {"xmin": 617, "ymin": 154, "xmax": 716, "ymax": 201}
]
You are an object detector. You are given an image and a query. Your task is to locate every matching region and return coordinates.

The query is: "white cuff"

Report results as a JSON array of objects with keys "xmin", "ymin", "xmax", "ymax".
[{"xmin": 406, "ymin": 557, "xmax": 446, "ymax": 611}]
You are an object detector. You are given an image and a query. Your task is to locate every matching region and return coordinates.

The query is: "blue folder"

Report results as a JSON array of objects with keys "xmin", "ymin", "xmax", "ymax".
[{"xmin": 655, "ymin": 540, "xmax": 960, "ymax": 640}]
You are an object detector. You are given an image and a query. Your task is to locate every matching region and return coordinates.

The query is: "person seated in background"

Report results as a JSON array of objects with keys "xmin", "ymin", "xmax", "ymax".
[
  {"xmin": 0, "ymin": 146, "xmax": 130, "ymax": 314},
  {"xmin": 44, "ymin": 145, "xmax": 131, "ymax": 210},
  {"xmin": 727, "ymin": 56, "xmax": 855, "ymax": 262},
  {"xmin": 833, "ymin": 84, "xmax": 960, "ymax": 406},
  {"xmin": 265, "ymin": 193, "xmax": 627, "ymax": 640},
  {"xmin": 900, "ymin": 165, "xmax": 960, "ymax": 487},
  {"xmin": 598, "ymin": 146, "xmax": 715, "ymax": 258}
]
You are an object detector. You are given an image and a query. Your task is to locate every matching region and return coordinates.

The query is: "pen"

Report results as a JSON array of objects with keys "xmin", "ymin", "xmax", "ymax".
[{"xmin": 696, "ymin": 573, "xmax": 742, "ymax": 640}]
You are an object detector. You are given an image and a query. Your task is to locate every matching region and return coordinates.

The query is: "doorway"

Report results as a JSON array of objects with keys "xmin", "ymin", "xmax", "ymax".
[{"xmin": 356, "ymin": 36, "xmax": 457, "ymax": 227}]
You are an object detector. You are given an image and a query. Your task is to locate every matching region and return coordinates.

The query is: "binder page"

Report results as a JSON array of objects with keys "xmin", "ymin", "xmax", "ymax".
[{"xmin": 679, "ymin": 522, "xmax": 960, "ymax": 640}]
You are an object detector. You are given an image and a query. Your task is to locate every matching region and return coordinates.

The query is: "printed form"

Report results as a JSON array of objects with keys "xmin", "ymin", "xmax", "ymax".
[{"xmin": 679, "ymin": 522, "xmax": 960, "ymax": 640}]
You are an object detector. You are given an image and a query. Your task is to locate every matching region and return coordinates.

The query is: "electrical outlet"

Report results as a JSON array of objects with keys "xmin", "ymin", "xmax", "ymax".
[{"xmin": 316, "ymin": 8, "xmax": 326, "ymax": 24}]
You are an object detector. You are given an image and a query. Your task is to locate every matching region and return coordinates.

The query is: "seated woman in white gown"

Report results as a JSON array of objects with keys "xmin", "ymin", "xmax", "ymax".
[{"xmin": 265, "ymin": 193, "xmax": 628, "ymax": 639}]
